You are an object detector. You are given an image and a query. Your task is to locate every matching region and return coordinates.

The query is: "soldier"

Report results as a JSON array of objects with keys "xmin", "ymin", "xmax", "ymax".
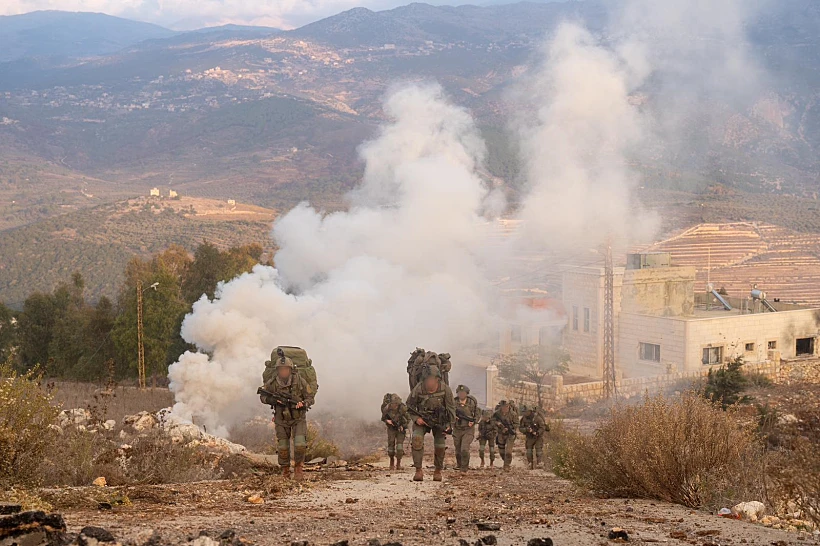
[
  {"xmin": 519, "ymin": 405, "xmax": 548, "ymax": 470},
  {"xmin": 381, "ymin": 393, "xmax": 410, "ymax": 470},
  {"xmin": 406, "ymin": 365, "xmax": 455, "ymax": 482},
  {"xmin": 259, "ymin": 354, "xmax": 315, "ymax": 480},
  {"xmin": 407, "ymin": 347, "xmax": 426, "ymax": 390},
  {"xmin": 477, "ymin": 409, "xmax": 497, "ymax": 468},
  {"xmin": 491, "ymin": 400, "xmax": 517, "ymax": 471},
  {"xmin": 453, "ymin": 384, "xmax": 478, "ymax": 472}
]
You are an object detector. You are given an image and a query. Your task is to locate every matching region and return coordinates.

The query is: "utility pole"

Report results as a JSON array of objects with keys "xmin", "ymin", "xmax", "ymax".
[
  {"xmin": 136, "ymin": 280, "xmax": 146, "ymax": 390},
  {"xmin": 603, "ymin": 241, "xmax": 617, "ymax": 399}
]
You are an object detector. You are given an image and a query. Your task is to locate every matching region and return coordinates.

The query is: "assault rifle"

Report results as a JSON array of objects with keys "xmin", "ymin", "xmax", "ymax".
[
  {"xmin": 382, "ymin": 412, "xmax": 406, "ymax": 433},
  {"xmin": 413, "ymin": 407, "xmax": 453, "ymax": 435},
  {"xmin": 257, "ymin": 387, "xmax": 309, "ymax": 411},
  {"xmin": 496, "ymin": 416, "xmax": 517, "ymax": 437},
  {"xmin": 455, "ymin": 407, "xmax": 477, "ymax": 425}
]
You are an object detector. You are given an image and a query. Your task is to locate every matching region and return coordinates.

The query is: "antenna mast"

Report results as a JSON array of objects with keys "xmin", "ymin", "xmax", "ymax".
[{"xmin": 137, "ymin": 280, "xmax": 146, "ymax": 389}]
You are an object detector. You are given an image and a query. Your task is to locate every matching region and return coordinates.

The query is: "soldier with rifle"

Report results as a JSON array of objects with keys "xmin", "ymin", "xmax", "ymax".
[
  {"xmin": 477, "ymin": 409, "xmax": 497, "ymax": 468},
  {"xmin": 453, "ymin": 384, "xmax": 479, "ymax": 472},
  {"xmin": 491, "ymin": 400, "xmax": 518, "ymax": 471},
  {"xmin": 381, "ymin": 393, "xmax": 410, "ymax": 470},
  {"xmin": 406, "ymin": 365, "xmax": 455, "ymax": 482},
  {"xmin": 519, "ymin": 405, "xmax": 548, "ymax": 470},
  {"xmin": 258, "ymin": 353, "xmax": 314, "ymax": 480}
]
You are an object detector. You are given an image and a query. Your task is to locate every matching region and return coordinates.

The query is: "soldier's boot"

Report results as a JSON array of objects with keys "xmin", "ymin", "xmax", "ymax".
[
  {"xmin": 293, "ymin": 447, "xmax": 306, "ymax": 481},
  {"xmin": 396, "ymin": 455, "xmax": 403, "ymax": 470},
  {"xmin": 278, "ymin": 448, "xmax": 291, "ymax": 479},
  {"xmin": 461, "ymin": 451, "xmax": 470, "ymax": 472},
  {"xmin": 413, "ymin": 468, "xmax": 424, "ymax": 481},
  {"xmin": 433, "ymin": 469, "xmax": 443, "ymax": 482},
  {"xmin": 479, "ymin": 453, "xmax": 485, "ymax": 468},
  {"xmin": 455, "ymin": 453, "xmax": 462, "ymax": 470},
  {"xmin": 503, "ymin": 453, "xmax": 512, "ymax": 471},
  {"xmin": 489, "ymin": 457, "xmax": 495, "ymax": 468},
  {"xmin": 389, "ymin": 456, "xmax": 395, "ymax": 470}
]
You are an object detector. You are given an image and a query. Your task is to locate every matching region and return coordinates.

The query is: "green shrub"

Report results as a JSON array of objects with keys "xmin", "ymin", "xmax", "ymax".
[
  {"xmin": 554, "ymin": 392, "xmax": 760, "ymax": 508},
  {"xmin": 703, "ymin": 356, "xmax": 750, "ymax": 408}
]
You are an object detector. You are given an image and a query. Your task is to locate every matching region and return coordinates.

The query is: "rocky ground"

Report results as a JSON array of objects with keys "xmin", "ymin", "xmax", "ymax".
[{"xmin": 7, "ymin": 448, "xmax": 818, "ymax": 546}]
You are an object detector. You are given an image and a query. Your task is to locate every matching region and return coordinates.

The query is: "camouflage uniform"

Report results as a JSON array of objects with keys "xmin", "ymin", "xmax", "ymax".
[
  {"xmin": 477, "ymin": 409, "xmax": 497, "ymax": 468},
  {"xmin": 406, "ymin": 366, "xmax": 455, "ymax": 482},
  {"xmin": 519, "ymin": 406, "xmax": 548, "ymax": 469},
  {"xmin": 491, "ymin": 400, "xmax": 518, "ymax": 471},
  {"xmin": 381, "ymin": 394, "xmax": 410, "ymax": 470},
  {"xmin": 438, "ymin": 353, "xmax": 452, "ymax": 386},
  {"xmin": 453, "ymin": 384, "xmax": 479, "ymax": 471},
  {"xmin": 260, "ymin": 356, "xmax": 315, "ymax": 480},
  {"xmin": 407, "ymin": 348, "xmax": 426, "ymax": 390}
]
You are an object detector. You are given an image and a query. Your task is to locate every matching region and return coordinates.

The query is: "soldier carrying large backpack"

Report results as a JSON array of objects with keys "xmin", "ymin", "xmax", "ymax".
[{"xmin": 407, "ymin": 349, "xmax": 452, "ymax": 389}]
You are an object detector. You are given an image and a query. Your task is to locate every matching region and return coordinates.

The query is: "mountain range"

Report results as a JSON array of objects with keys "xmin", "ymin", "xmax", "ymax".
[{"xmin": 1, "ymin": 1, "xmax": 820, "ymax": 302}]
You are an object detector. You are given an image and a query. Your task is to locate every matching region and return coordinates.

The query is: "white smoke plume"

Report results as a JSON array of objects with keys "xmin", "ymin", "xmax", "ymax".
[{"xmin": 169, "ymin": 84, "xmax": 502, "ymax": 436}]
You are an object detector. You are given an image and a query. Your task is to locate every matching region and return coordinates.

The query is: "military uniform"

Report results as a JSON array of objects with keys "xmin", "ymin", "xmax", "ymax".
[
  {"xmin": 381, "ymin": 393, "xmax": 410, "ymax": 470},
  {"xmin": 453, "ymin": 384, "xmax": 478, "ymax": 471},
  {"xmin": 260, "ymin": 356, "xmax": 315, "ymax": 480},
  {"xmin": 477, "ymin": 409, "xmax": 497, "ymax": 468},
  {"xmin": 406, "ymin": 366, "xmax": 455, "ymax": 482},
  {"xmin": 407, "ymin": 348, "xmax": 426, "ymax": 390},
  {"xmin": 491, "ymin": 401, "xmax": 518, "ymax": 471},
  {"xmin": 519, "ymin": 406, "xmax": 548, "ymax": 470}
]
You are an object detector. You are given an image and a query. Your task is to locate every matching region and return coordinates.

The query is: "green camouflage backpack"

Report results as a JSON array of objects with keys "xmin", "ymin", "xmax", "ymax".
[{"xmin": 263, "ymin": 346, "xmax": 319, "ymax": 395}]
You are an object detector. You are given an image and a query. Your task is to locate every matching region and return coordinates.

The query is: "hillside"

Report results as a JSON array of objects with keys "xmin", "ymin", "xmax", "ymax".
[
  {"xmin": 0, "ymin": 196, "xmax": 276, "ymax": 307},
  {"xmin": 0, "ymin": 11, "xmax": 176, "ymax": 62}
]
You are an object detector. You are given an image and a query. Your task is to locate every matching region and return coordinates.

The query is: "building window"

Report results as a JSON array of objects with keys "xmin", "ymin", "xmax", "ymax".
[
  {"xmin": 510, "ymin": 325, "xmax": 522, "ymax": 343},
  {"xmin": 583, "ymin": 307, "xmax": 590, "ymax": 333},
  {"xmin": 745, "ymin": 342, "xmax": 755, "ymax": 352},
  {"xmin": 572, "ymin": 306, "xmax": 578, "ymax": 331},
  {"xmin": 702, "ymin": 346, "xmax": 723, "ymax": 366},
  {"xmin": 767, "ymin": 340, "xmax": 777, "ymax": 350},
  {"xmin": 639, "ymin": 342, "xmax": 661, "ymax": 362},
  {"xmin": 796, "ymin": 337, "xmax": 816, "ymax": 356}
]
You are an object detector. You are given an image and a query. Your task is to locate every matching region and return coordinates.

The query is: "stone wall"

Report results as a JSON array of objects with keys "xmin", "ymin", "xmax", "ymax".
[{"xmin": 487, "ymin": 356, "xmax": 820, "ymax": 408}]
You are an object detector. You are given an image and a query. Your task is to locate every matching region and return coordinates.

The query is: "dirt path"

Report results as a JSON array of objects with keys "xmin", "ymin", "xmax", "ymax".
[{"xmin": 53, "ymin": 450, "xmax": 816, "ymax": 546}]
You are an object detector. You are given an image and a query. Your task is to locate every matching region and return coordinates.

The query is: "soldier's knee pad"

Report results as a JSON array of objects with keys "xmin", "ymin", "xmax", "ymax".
[
  {"xmin": 411, "ymin": 436, "xmax": 424, "ymax": 451},
  {"xmin": 277, "ymin": 439, "xmax": 289, "ymax": 450},
  {"xmin": 293, "ymin": 435, "xmax": 307, "ymax": 448}
]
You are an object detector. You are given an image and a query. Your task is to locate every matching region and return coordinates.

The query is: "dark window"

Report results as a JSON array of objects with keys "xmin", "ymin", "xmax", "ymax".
[
  {"xmin": 583, "ymin": 307, "xmax": 590, "ymax": 333},
  {"xmin": 796, "ymin": 337, "xmax": 815, "ymax": 356},
  {"xmin": 702, "ymin": 346, "xmax": 723, "ymax": 365},
  {"xmin": 639, "ymin": 342, "xmax": 661, "ymax": 362},
  {"xmin": 745, "ymin": 343, "xmax": 755, "ymax": 352},
  {"xmin": 572, "ymin": 306, "xmax": 578, "ymax": 331},
  {"xmin": 768, "ymin": 340, "xmax": 777, "ymax": 350}
]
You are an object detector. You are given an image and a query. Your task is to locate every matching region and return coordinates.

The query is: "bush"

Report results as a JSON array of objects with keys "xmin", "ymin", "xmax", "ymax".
[
  {"xmin": 767, "ymin": 439, "xmax": 820, "ymax": 526},
  {"xmin": 306, "ymin": 423, "xmax": 340, "ymax": 461},
  {"xmin": 554, "ymin": 392, "xmax": 760, "ymax": 508},
  {"xmin": 0, "ymin": 362, "xmax": 60, "ymax": 488},
  {"xmin": 703, "ymin": 356, "xmax": 750, "ymax": 408}
]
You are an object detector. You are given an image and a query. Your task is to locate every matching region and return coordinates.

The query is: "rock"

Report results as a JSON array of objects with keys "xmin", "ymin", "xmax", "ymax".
[
  {"xmin": 761, "ymin": 515, "xmax": 781, "ymax": 527},
  {"xmin": 480, "ymin": 535, "xmax": 497, "ymax": 545},
  {"xmin": 246, "ymin": 495, "xmax": 264, "ymax": 505},
  {"xmin": 527, "ymin": 539, "xmax": 554, "ymax": 546},
  {"xmin": 345, "ymin": 498, "xmax": 358, "ymax": 504},
  {"xmin": 330, "ymin": 541, "xmax": 349, "ymax": 546},
  {"xmin": 459, "ymin": 540, "xmax": 470, "ymax": 546},
  {"xmin": 732, "ymin": 501, "xmax": 766, "ymax": 522},
  {"xmin": 777, "ymin": 413, "xmax": 798, "ymax": 425},
  {"xmin": 290, "ymin": 541, "xmax": 310, "ymax": 546},
  {"xmin": 0, "ymin": 503, "xmax": 21, "ymax": 515},
  {"xmin": 608, "ymin": 527, "xmax": 629, "ymax": 541},
  {"xmin": 93, "ymin": 476, "xmax": 107, "ymax": 487},
  {"xmin": 0, "ymin": 511, "xmax": 67, "ymax": 545},
  {"xmin": 476, "ymin": 522, "xmax": 501, "ymax": 531},
  {"xmin": 307, "ymin": 458, "xmax": 325, "ymax": 465},
  {"xmin": 123, "ymin": 411, "xmax": 158, "ymax": 432},
  {"xmin": 103, "ymin": 420, "xmax": 116, "ymax": 431},
  {"xmin": 58, "ymin": 408, "xmax": 92, "ymax": 428},
  {"xmin": 218, "ymin": 529, "xmax": 236, "ymax": 540},
  {"xmin": 190, "ymin": 537, "xmax": 220, "ymax": 546},
  {"xmin": 79, "ymin": 526, "xmax": 116, "ymax": 543}
]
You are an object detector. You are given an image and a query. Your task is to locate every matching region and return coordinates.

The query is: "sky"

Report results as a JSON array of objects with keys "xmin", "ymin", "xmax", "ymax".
[{"xmin": 0, "ymin": 0, "xmax": 545, "ymax": 29}]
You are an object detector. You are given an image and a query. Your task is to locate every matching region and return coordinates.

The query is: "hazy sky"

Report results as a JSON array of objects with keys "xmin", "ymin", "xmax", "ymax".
[{"xmin": 0, "ymin": 0, "xmax": 492, "ymax": 29}]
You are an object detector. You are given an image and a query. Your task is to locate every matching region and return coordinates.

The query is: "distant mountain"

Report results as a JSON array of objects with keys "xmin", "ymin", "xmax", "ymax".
[
  {"xmin": 291, "ymin": 1, "xmax": 606, "ymax": 47},
  {"xmin": 0, "ymin": 11, "xmax": 176, "ymax": 62}
]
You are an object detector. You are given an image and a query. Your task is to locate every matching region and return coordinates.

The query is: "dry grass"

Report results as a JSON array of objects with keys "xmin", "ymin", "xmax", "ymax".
[
  {"xmin": 553, "ymin": 392, "xmax": 761, "ymax": 509},
  {"xmin": 49, "ymin": 382, "xmax": 173, "ymax": 423}
]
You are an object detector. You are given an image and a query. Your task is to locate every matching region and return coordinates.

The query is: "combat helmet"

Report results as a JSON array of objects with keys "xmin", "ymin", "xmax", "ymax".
[
  {"xmin": 424, "ymin": 364, "xmax": 442, "ymax": 379},
  {"xmin": 390, "ymin": 393, "xmax": 403, "ymax": 405},
  {"xmin": 276, "ymin": 356, "xmax": 295, "ymax": 369},
  {"xmin": 456, "ymin": 384, "xmax": 470, "ymax": 394}
]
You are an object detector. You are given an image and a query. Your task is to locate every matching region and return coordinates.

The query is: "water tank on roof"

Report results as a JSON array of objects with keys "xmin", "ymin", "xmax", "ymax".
[{"xmin": 626, "ymin": 252, "xmax": 672, "ymax": 270}]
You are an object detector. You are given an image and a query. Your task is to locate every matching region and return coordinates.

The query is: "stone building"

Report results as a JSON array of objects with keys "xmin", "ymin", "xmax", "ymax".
[{"xmin": 562, "ymin": 253, "xmax": 820, "ymax": 378}]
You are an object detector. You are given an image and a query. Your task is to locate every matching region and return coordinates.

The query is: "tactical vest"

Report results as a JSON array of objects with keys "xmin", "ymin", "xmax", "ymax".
[{"xmin": 454, "ymin": 395, "xmax": 478, "ymax": 428}]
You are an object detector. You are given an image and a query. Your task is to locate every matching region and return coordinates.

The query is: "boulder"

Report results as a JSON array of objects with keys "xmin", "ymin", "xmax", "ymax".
[
  {"xmin": 732, "ymin": 501, "xmax": 766, "ymax": 522},
  {"xmin": 123, "ymin": 411, "xmax": 158, "ymax": 432},
  {"xmin": 58, "ymin": 408, "xmax": 91, "ymax": 428},
  {"xmin": 0, "ymin": 511, "xmax": 67, "ymax": 545}
]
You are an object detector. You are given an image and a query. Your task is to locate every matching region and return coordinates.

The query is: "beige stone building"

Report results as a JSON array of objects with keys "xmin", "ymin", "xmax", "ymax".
[{"xmin": 562, "ymin": 253, "xmax": 820, "ymax": 378}]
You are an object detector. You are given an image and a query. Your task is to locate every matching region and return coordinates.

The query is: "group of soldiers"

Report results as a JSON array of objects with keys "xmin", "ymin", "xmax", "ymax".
[
  {"xmin": 380, "ymin": 348, "xmax": 550, "ymax": 481},
  {"xmin": 257, "ymin": 345, "xmax": 549, "ymax": 482}
]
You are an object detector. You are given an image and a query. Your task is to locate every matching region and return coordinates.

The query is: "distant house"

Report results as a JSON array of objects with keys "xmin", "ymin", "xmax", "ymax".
[
  {"xmin": 227, "ymin": 199, "xmax": 236, "ymax": 206},
  {"xmin": 169, "ymin": 189, "xmax": 178, "ymax": 198},
  {"xmin": 149, "ymin": 188, "xmax": 160, "ymax": 197}
]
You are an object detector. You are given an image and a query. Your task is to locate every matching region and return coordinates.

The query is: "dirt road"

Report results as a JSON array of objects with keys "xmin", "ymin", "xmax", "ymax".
[{"xmin": 53, "ymin": 453, "xmax": 815, "ymax": 546}]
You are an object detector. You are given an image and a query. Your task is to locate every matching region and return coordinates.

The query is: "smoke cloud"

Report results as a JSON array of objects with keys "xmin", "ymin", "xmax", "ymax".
[{"xmin": 168, "ymin": 0, "xmax": 768, "ymax": 436}]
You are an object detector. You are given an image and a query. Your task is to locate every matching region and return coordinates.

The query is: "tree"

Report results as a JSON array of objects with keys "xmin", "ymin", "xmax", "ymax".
[
  {"xmin": 0, "ymin": 302, "xmax": 16, "ymax": 365},
  {"xmin": 16, "ymin": 292, "xmax": 58, "ymax": 371},
  {"xmin": 703, "ymin": 356, "xmax": 750, "ymax": 408},
  {"xmin": 497, "ymin": 344, "xmax": 570, "ymax": 408}
]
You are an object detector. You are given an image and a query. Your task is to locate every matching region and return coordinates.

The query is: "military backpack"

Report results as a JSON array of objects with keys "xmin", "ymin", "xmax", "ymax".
[{"xmin": 263, "ymin": 345, "xmax": 319, "ymax": 395}]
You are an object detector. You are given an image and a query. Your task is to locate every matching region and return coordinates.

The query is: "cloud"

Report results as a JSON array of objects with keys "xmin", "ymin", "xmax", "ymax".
[{"xmin": 0, "ymin": 0, "xmax": 434, "ymax": 29}]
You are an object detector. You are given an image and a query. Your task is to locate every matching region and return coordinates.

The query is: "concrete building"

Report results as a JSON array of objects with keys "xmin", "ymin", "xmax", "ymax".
[
  {"xmin": 169, "ymin": 189, "xmax": 178, "ymax": 198},
  {"xmin": 562, "ymin": 253, "xmax": 820, "ymax": 378},
  {"xmin": 149, "ymin": 187, "xmax": 160, "ymax": 197}
]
